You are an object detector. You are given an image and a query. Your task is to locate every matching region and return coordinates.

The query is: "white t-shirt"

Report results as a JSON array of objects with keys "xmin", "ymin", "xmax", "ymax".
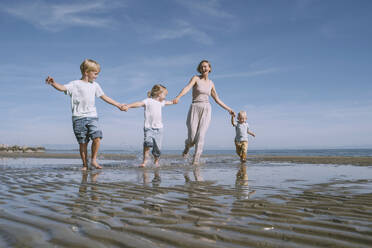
[
  {"xmin": 64, "ymin": 80, "xmax": 104, "ymax": 119},
  {"xmin": 235, "ymin": 122, "xmax": 250, "ymax": 142},
  {"xmin": 143, "ymin": 98, "xmax": 165, "ymax": 129}
]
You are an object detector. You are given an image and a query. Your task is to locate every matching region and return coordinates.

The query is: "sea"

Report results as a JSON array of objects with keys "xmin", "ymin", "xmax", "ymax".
[{"xmin": 45, "ymin": 148, "xmax": 372, "ymax": 157}]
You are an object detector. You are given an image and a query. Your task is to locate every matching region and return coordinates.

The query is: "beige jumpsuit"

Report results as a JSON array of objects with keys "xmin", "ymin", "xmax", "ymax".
[{"xmin": 185, "ymin": 77, "xmax": 212, "ymax": 164}]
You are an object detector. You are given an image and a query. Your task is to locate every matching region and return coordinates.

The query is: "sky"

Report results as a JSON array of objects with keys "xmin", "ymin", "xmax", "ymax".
[{"xmin": 0, "ymin": 0, "xmax": 371, "ymax": 150}]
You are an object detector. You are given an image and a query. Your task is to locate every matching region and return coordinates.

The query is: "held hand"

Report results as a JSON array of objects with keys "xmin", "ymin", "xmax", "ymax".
[
  {"xmin": 172, "ymin": 98, "xmax": 179, "ymax": 104},
  {"xmin": 120, "ymin": 104, "xmax": 129, "ymax": 111},
  {"xmin": 45, "ymin": 76, "xmax": 55, "ymax": 85},
  {"xmin": 229, "ymin": 109, "xmax": 235, "ymax": 117}
]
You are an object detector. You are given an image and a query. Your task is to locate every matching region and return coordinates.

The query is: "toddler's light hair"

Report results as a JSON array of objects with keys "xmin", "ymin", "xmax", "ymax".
[
  {"xmin": 148, "ymin": 84, "xmax": 167, "ymax": 98},
  {"xmin": 238, "ymin": 111, "xmax": 247, "ymax": 119},
  {"xmin": 197, "ymin": 60, "xmax": 212, "ymax": 74},
  {"xmin": 80, "ymin": 59, "xmax": 100, "ymax": 75}
]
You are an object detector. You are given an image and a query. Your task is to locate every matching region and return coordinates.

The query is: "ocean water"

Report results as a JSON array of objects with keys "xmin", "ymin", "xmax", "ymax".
[{"xmin": 46, "ymin": 148, "xmax": 372, "ymax": 157}]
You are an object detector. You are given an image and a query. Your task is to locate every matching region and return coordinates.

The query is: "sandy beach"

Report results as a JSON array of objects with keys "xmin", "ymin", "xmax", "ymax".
[{"xmin": 0, "ymin": 154, "xmax": 371, "ymax": 247}]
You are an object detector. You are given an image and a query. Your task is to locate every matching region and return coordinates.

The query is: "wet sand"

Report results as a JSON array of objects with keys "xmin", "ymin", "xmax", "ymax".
[{"xmin": 0, "ymin": 156, "xmax": 372, "ymax": 247}]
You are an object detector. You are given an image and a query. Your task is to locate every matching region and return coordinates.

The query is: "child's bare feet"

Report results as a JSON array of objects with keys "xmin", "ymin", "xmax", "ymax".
[
  {"xmin": 154, "ymin": 157, "xmax": 159, "ymax": 167},
  {"xmin": 91, "ymin": 161, "xmax": 102, "ymax": 169},
  {"xmin": 139, "ymin": 162, "xmax": 146, "ymax": 168}
]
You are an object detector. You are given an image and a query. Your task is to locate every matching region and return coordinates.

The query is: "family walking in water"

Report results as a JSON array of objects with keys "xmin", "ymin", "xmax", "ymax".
[{"xmin": 45, "ymin": 59, "xmax": 255, "ymax": 170}]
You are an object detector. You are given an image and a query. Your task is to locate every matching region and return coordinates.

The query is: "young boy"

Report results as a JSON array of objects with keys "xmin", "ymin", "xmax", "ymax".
[
  {"xmin": 231, "ymin": 111, "xmax": 256, "ymax": 162},
  {"xmin": 45, "ymin": 59, "xmax": 123, "ymax": 170}
]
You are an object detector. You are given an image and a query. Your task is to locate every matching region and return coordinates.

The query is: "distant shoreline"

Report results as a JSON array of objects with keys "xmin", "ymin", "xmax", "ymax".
[{"xmin": 1, "ymin": 152, "xmax": 371, "ymax": 166}]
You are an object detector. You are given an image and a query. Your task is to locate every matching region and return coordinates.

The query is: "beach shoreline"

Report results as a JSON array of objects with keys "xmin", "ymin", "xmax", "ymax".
[
  {"xmin": 1, "ymin": 151, "xmax": 372, "ymax": 247},
  {"xmin": 1, "ymin": 151, "xmax": 371, "ymax": 166}
]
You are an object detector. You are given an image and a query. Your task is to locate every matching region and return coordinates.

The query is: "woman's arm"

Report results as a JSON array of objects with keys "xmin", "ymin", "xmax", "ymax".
[
  {"xmin": 211, "ymin": 83, "xmax": 235, "ymax": 116},
  {"xmin": 173, "ymin": 76, "xmax": 198, "ymax": 103}
]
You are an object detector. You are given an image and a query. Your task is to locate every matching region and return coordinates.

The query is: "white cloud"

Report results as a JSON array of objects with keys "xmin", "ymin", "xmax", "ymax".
[
  {"xmin": 100, "ymin": 54, "xmax": 198, "ymax": 95},
  {"xmin": 215, "ymin": 68, "xmax": 282, "ymax": 79},
  {"xmin": 1, "ymin": 0, "xmax": 122, "ymax": 31},
  {"xmin": 152, "ymin": 20, "xmax": 213, "ymax": 45},
  {"xmin": 175, "ymin": 0, "xmax": 234, "ymax": 19}
]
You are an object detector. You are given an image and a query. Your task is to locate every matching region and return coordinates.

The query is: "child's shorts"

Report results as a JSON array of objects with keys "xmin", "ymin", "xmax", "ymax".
[
  {"xmin": 144, "ymin": 128, "xmax": 163, "ymax": 158},
  {"xmin": 235, "ymin": 140, "xmax": 248, "ymax": 160},
  {"xmin": 72, "ymin": 117, "xmax": 103, "ymax": 144}
]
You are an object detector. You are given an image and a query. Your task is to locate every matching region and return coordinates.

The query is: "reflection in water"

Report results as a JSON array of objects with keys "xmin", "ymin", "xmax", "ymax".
[
  {"xmin": 79, "ymin": 171, "xmax": 101, "ymax": 198},
  {"xmin": 235, "ymin": 163, "xmax": 255, "ymax": 199},
  {"xmin": 139, "ymin": 167, "xmax": 161, "ymax": 186},
  {"xmin": 73, "ymin": 171, "xmax": 102, "ymax": 216},
  {"xmin": 184, "ymin": 166, "xmax": 204, "ymax": 182}
]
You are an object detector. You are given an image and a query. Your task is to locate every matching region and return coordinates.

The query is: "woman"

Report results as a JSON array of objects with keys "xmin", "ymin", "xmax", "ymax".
[{"xmin": 173, "ymin": 60, "xmax": 235, "ymax": 165}]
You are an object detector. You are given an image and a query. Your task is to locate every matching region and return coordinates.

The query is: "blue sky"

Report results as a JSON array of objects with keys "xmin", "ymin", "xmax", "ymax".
[{"xmin": 0, "ymin": 0, "xmax": 371, "ymax": 150}]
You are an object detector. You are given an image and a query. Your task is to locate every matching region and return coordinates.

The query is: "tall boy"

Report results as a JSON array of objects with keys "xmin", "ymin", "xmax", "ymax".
[{"xmin": 46, "ymin": 59, "xmax": 122, "ymax": 170}]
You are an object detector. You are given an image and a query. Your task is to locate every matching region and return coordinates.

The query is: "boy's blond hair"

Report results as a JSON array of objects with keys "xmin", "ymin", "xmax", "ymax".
[
  {"xmin": 148, "ymin": 84, "xmax": 167, "ymax": 98},
  {"xmin": 238, "ymin": 111, "xmax": 247, "ymax": 119},
  {"xmin": 197, "ymin": 60, "xmax": 212, "ymax": 74},
  {"xmin": 80, "ymin": 59, "xmax": 100, "ymax": 75}
]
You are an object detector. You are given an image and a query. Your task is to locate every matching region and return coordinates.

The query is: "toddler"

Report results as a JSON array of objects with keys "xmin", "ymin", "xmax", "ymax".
[{"xmin": 231, "ymin": 111, "xmax": 255, "ymax": 162}]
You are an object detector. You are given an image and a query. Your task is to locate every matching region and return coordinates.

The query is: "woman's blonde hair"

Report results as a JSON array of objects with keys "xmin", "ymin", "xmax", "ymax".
[
  {"xmin": 238, "ymin": 111, "xmax": 247, "ymax": 119},
  {"xmin": 80, "ymin": 59, "xmax": 100, "ymax": 75},
  {"xmin": 197, "ymin": 60, "xmax": 212, "ymax": 74},
  {"xmin": 148, "ymin": 84, "xmax": 167, "ymax": 98}
]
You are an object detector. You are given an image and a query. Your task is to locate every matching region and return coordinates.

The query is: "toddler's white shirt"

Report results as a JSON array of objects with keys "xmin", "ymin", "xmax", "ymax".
[
  {"xmin": 235, "ymin": 122, "xmax": 250, "ymax": 142},
  {"xmin": 143, "ymin": 98, "xmax": 165, "ymax": 129}
]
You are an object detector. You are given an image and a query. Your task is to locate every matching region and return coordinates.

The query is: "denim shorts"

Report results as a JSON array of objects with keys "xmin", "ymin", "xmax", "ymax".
[
  {"xmin": 144, "ymin": 128, "xmax": 163, "ymax": 158},
  {"xmin": 72, "ymin": 117, "xmax": 103, "ymax": 144}
]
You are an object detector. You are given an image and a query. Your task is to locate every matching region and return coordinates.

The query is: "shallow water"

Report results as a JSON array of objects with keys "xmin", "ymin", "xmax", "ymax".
[{"xmin": 0, "ymin": 156, "xmax": 372, "ymax": 247}]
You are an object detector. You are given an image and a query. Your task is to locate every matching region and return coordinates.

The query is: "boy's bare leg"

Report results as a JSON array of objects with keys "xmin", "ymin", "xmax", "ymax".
[
  {"xmin": 79, "ymin": 143, "xmax": 89, "ymax": 170},
  {"xmin": 140, "ymin": 146, "xmax": 150, "ymax": 167},
  {"xmin": 91, "ymin": 138, "xmax": 102, "ymax": 169}
]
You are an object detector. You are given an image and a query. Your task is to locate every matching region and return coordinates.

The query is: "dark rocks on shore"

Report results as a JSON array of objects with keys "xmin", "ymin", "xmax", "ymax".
[{"xmin": 0, "ymin": 144, "xmax": 45, "ymax": 153}]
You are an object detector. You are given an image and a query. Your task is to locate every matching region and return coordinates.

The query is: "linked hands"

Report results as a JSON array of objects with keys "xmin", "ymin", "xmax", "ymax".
[{"xmin": 120, "ymin": 104, "xmax": 128, "ymax": 111}]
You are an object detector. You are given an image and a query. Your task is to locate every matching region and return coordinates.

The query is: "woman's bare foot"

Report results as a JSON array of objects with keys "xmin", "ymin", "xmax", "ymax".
[
  {"xmin": 192, "ymin": 157, "xmax": 200, "ymax": 166},
  {"xmin": 91, "ymin": 161, "xmax": 102, "ymax": 169},
  {"xmin": 139, "ymin": 163, "xmax": 146, "ymax": 168},
  {"xmin": 81, "ymin": 166, "xmax": 88, "ymax": 171},
  {"xmin": 182, "ymin": 146, "xmax": 189, "ymax": 158}
]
